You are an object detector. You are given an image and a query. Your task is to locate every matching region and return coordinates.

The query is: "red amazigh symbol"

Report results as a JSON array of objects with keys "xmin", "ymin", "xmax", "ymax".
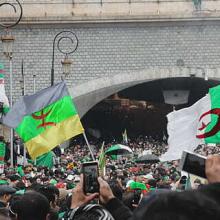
[
  {"xmin": 32, "ymin": 109, "xmax": 56, "ymax": 129},
  {"xmin": 196, "ymin": 108, "xmax": 220, "ymax": 139}
]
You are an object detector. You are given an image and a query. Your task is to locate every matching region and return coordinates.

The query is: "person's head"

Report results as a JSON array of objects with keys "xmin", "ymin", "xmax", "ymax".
[
  {"xmin": 0, "ymin": 185, "xmax": 16, "ymax": 204},
  {"xmin": 193, "ymin": 178, "xmax": 202, "ymax": 190},
  {"xmin": 133, "ymin": 190, "xmax": 220, "ymax": 220},
  {"xmin": 108, "ymin": 179, "xmax": 123, "ymax": 200},
  {"xmin": 123, "ymin": 191, "xmax": 142, "ymax": 211},
  {"xmin": 36, "ymin": 184, "xmax": 59, "ymax": 208},
  {"xmin": 10, "ymin": 191, "xmax": 50, "ymax": 220}
]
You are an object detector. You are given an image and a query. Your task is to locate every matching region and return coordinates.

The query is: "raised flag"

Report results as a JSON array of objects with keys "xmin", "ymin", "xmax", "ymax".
[
  {"xmin": 0, "ymin": 70, "xmax": 10, "ymax": 114},
  {"xmin": 161, "ymin": 85, "xmax": 220, "ymax": 161},
  {"xmin": 0, "ymin": 140, "xmax": 6, "ymax": 174},
  {"xmin": 3, "ymin": 82, "xmax": 84, "ymax": 159},
  {"xmin": 36, "ymin": 151, "xmax": 54, "ymax": 169},
  {"xmin": 122, "ymin": 129, "xmax": 128, "ymax": 144},
  {"xmin": 0, "ymin": 64, "xmax": 4, "ymax": 73},
  {"xmin": 98, "ymin": 142, "xmax": 106, "ymax": 176}
]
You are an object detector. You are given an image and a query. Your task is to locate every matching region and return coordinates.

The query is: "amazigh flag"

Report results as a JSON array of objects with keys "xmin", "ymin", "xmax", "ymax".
[
  {"xmin": 0, "ymin": 65, "xmax": 10, "ymax": 114},
  {"xmin": 161, "ymin": 85, "xmax": 220, "ymax": 161},
  {"xmin": 3, "ymin": 81, "xmax": 84, "ymax": 159}
]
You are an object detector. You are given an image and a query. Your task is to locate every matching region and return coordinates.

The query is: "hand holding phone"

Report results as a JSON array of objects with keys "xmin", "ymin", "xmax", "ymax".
[
  {"xmin": 82, "ymin": 161, "xmax": 100, "ymax": 194},
  {"xmin": 71, "ymin": 174, "xmax": 99, "ymax": 209},
  {"xmin": 206, "ymin": 155, "xmax": 220, "ymax": 183},
  {"xmin": 179, "ymin": 151, "xmax": 207, "ymax": 179}
]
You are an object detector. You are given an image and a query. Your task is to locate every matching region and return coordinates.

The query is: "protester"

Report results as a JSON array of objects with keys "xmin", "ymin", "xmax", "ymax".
[
  {"xmin": 9, "ymin": 191, "xmax": 50, "ymax": 220},
  {"xmin": 0, "ymin": 135, "xmax": 218, "ymax": 219},
  {"xmin": 0, "ymin": 185, "xmax": 16, "ymax": 207}
]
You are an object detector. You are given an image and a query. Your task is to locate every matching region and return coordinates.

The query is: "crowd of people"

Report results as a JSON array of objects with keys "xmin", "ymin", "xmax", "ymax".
[{"xmin": 0, "ymin": 135, "xmax": 219, "ymax": 219}]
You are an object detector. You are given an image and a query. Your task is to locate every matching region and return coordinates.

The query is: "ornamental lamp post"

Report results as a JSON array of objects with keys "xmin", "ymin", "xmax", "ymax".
[
  {"xmin": 1, "ymin": 34, "xmax": 14, "ymax": 167},
  {"xmin": 1, "ymin": 34, "xmax": 14, "ymax": 59},
  {"xmin": 51, "ymin": 31, "xmax": 78, "ymax": 86},
  {"xmin": 0, "ymin": 0, "xmax": 23, "ymax": 167}
]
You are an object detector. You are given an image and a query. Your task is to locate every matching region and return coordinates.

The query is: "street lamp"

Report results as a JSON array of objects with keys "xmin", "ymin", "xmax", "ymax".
[
  {"xmin": 61, "ymin": 55, "xmax": 72, "ymax": 79},
  {"xmin": 51, "ymin": 31, "xmax": 78, "ymax": 86},
  {"xmin": 1, "ymin": 34, "xmax": 15, "ymax": 58},
  {"xmin": 0, "ymin": 0, "xmax": 23, "ymax": 167}
]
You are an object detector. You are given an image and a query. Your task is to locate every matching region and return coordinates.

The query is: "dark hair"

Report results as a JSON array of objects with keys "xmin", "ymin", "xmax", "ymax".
[
  {"xmin": 108, "ymin": 179, "xmax": 123, "ymax": 200},
  {"xmin": 134, "ymin": 190, "xmax": 220, "ymax": 220},
  {"xmin": 15, "ymin": 181, "xmax": 26, "ymax": 190},
  {"xmin": 36, "ymin": 184, "xmax": 59, "ymax": 204},
  {"xmin": 148, "ymin": 179, "xmax": 157, "ymax": 188},
  {"xmin": 10, "ymin": 191, "xmax": 50, "ymax": 220},
  {"xmin": 123, "ymin": 191, "xmax": 141, "ymax": 211}
]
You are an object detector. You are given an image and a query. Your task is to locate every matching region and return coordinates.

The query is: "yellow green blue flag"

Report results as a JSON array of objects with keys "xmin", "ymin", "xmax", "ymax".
[{"xmin": 3, "ymin": 82, "xmax": 84, "ymax": 159}]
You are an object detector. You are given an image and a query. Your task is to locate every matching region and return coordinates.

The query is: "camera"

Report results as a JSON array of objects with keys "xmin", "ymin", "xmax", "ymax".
[
  {"xmin": 179, "ymin": 151, "xmax": 207, "ymax": 178},
  {"xmin": 81, "ymin": 161, "xmax": 99, "ymax": 194}
]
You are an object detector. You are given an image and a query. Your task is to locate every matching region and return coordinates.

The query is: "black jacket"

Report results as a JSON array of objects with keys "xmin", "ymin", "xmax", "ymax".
[{"xmin": 105, "ymin": 198, "xmax": 133, "ymax": 220}]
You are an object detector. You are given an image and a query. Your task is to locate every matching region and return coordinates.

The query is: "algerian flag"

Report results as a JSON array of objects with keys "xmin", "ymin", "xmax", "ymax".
[
  {"xmin": 0, "ymin": 141, "xmax": 6, "ymax": 164},
  {"xmin": 161, "ymin": 85, "xmax": 220, "ymax": 161},
  {"xmin": 0, "ymin": 63, "xmax": 4, "ymax": 73},
  {"xmin": 3, "ymin": 81, "xmax": 84, "ymax": 159},
  {"xmin": 0, "ymin": 73, "xmax": 10, "ymax": 114}
]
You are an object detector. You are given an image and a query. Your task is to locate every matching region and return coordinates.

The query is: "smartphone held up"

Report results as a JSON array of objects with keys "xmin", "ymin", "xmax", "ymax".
[
  {"xmin": 81, "ymin": 161, "xmax": 100, "ymax": 194},
  {"xmin": 179, "ymin": 150, "xmax": 207, "ymax": 179}
]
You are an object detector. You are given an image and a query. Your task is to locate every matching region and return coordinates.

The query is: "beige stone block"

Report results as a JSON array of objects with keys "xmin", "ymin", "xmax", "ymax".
[
  {"xmin": 130, "ymin": 3, "xmax": 159, "ymax": 15},
  {"xmin": 71, "ymin": 4, "xmax": 102, "ymax": 17},
  {"xmin": 159, "ymin": 2, "xmax": 193, "ymax": 14},
  {"xmin": 101, "ymin": 3, "xmax": 130, "ymax": 16}
]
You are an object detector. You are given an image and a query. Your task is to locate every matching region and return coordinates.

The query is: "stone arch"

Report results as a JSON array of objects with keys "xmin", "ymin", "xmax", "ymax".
[{"xmin": 69, "ymin": 67, "xmax": 220, "ymax": 118}]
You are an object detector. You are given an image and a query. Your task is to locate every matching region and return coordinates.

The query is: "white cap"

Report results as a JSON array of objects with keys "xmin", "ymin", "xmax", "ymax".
[
  {"xmin": 126, "ymin": 180, "xmax": 134, "ymax": 188},
  {"xmin": 143, "ymin": 174, "xmax": 154, "ymax": 179},
  {"xmin": 67, "ymin": 175, "xmax": 74, "ymax": 181}
]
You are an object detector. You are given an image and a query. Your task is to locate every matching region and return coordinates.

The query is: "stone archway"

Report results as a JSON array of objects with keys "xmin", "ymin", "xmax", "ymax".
[{"xmin": 69, "ymin": 67, "xmax": 220, "ymax": 118}]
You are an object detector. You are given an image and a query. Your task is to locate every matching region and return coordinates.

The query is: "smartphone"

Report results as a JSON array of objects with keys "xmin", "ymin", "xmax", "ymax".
[
  {"xmin": 179, "ymin": 151, "xmax": 207, "ymax": 178},
  {"xmin": 82, "ymin": 161, "xmax": 99, "ymax": 194}
]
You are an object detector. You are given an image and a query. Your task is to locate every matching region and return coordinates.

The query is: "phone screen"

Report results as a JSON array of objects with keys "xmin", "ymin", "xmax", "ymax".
[
  {"xmin": 83, "ymin": 162, "xmax": 99, "ymax": 194},
  {"xmin": 182, "ymin": 153, "xmax": 206, "ymax": 178}
]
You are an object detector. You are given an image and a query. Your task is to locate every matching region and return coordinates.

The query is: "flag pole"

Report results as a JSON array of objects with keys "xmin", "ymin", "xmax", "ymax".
[
  {"xmin": 33, "ymin": 74, "xmax": 36, "ymax": 166},
  {"xmin": 21, "ymin": 60, "xmax": 27, "ymax": 166},
  {"xmin": 9, "ymin": 57, "xmax": 13, "ymax": 167},
  {"xmin": 83, "ymin": 132, "xmax": 95, "ymax": 161}
]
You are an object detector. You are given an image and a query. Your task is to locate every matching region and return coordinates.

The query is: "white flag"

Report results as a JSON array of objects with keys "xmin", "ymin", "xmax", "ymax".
[
  {"xmin": 0, "ymin": 73, "xmax": 9, "ymax": 113},
  {"xmin": 160, "ymin": 94, "xmax": 210, "ymax": 161}
]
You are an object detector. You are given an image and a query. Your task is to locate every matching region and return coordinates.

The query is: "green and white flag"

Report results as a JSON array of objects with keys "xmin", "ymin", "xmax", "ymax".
[
  {"xmin": 0, "ymin": 141, "xmax": 6, "ymax": 174},
  {"xmin": 98, "ymin": 142, "xmax": 106, "ymax": 176},
  {"xmin": 161, "ymin": 85, "xmax": 220, "ymax": 161},
  {"xmin": 0, "ymin": 69, "xmax": 9, "ymax": 114},
  {"xmin": 0, "ymin": 63, "xmax": 4, "ymax": 74},
  {"xmin": 35, "ymin": 151, "xmax": 54, "ymax": 169}
]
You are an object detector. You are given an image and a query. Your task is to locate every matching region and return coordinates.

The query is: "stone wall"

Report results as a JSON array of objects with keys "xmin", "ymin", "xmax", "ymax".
[
  {"xmin": 1, "ymin": 21, "xmax": 220, "ymax": 102},
  {"xmin": 1, "ymin": 0, "xmax": 220, "ymax": 23}
]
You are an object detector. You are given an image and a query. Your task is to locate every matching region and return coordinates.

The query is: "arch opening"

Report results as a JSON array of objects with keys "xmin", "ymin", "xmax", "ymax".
[{"xmin": 81, "ymin": 77, "xmax": 220, "ymax": 142}]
